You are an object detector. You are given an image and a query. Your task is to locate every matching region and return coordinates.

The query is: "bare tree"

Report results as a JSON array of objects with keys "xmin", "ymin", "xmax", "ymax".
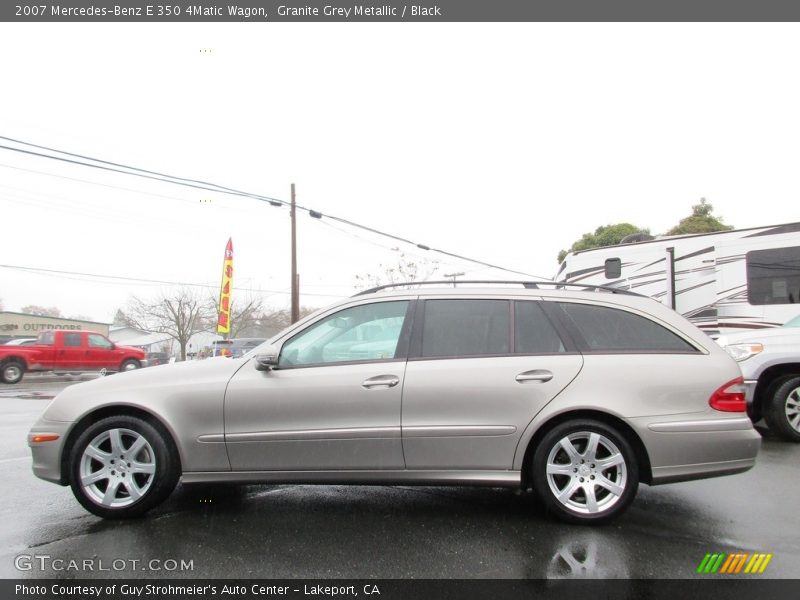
[
  {"xmin": 126, "ymin": 288, "xmax": 213, "ymax": 361},
  {"xmin": 112, "ymin": 308, "xmax": 136, "ymax": 328},
  {"xmin": 252, "ymin": 306, "xmax": 317, "ymax": 338},
  {"xmin": 206, "ymin": 294, "xmax": 266, "ymax": 338},
  {"xmin": 355, "ymin": 252, "xmax": 440, "ymax": 290},
  {"xmin": 22, "ymin": 305, "xmax": 62, "ymax": 317}
]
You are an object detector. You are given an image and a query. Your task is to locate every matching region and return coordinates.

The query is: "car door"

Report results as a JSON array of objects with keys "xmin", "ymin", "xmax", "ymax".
[
  {"xmin": 224, "ymin": 299, "xmax": 414, "ymax": 471},
  {"xmin": 85, "ymin": 333, "xmax": 116, "ymax": 370},
  {"xmin": 401, "ymin": 298, "xmax": 584, "ymax": 470},
  {"xmin": 56, "ymin": 332, "xmax": 86, "ymax": 370}
]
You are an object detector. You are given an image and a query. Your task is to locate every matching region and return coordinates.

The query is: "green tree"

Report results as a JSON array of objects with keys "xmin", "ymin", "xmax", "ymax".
[
  {"xmin": 666, "ymin": 198, "xmax": 733, "ymax": 235},
  {"xmin": 557, "ymin": 223, "xmax": 649, "ymax": 263}
]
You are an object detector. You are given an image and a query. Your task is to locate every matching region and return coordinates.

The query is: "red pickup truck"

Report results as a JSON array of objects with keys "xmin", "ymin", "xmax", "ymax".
[{"xmin": 0, "ymin": 330, "xmax": 146, "ymax": 384}]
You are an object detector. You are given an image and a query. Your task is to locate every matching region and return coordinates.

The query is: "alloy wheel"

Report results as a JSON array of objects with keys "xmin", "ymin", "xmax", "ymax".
[
  {"xmin": 3, "ymin": 364, "xmax": 22, "ymax": 382},
  {"xmin": 545, "ymin": 431, "xmax": 627, "ymax": 515},
  {"xmin": 79, "ymin": 428, "xmax": 156, "ymax": 508},
  {"xmin": 785, "ymin": 386, "xmax": 800, "ymax": 433}
]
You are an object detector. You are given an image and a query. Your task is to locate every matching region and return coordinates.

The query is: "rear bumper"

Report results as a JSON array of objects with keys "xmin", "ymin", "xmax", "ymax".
[
  {"xmin": 651, "ymin": 457, "xmax": 756, "ymax": 485},
  {"xmin": 632, "ymin": 415, "xmax": 761, "ymax": 485}
]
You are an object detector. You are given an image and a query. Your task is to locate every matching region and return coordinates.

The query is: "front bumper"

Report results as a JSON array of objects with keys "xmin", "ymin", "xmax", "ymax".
[
  {"xmin": 743, "ymin": 379, "xmax": 758, "ymax": 407},
  {"xmin": 28, "ymin": 418, "xmax": 73, "ymax": 485}
]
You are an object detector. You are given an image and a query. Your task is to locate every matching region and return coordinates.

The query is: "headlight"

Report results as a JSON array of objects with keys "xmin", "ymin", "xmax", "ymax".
[{"xmin": 723, "ymin": 343, "xmax": 764, "ymax": 362}]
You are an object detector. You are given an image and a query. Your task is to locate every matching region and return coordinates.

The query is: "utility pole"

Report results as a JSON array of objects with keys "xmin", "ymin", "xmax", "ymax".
[
  {"xmin": 290, "ymin": 183, "xmax": 300, "ymax": 324},
  {"xmin": 444, "ymin": 272, "xmax": 465, "ymax": 287}
]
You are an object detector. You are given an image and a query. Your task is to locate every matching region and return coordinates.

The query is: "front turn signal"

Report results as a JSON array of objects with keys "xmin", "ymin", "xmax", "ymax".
[{"xmin": 29, "ymin": 434, "xmax": 60, "ymax": 443}]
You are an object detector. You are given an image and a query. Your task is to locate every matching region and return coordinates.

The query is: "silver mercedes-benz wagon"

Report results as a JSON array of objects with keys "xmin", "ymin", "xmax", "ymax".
[{"xmin": 28, "ymin": 282, "xmax": 760, "ymax": 524}]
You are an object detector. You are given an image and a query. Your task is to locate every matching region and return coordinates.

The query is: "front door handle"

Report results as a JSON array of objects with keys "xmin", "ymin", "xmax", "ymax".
[
  {"xmin": 362, "ymin": 375, "xmax": 400, "ymax": 389},
  {"xmin": 516, "ymin": 369, "xmax": 553, "ymax": 383}
]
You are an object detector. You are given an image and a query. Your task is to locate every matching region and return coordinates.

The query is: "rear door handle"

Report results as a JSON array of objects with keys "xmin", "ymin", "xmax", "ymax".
[
  {"xmin": 516, "ymin": 369, "xmax": 553, "ymax": 383},
  {"xmin": 362, "ymin": 375, "xmax": 400, "ymax": 389}
]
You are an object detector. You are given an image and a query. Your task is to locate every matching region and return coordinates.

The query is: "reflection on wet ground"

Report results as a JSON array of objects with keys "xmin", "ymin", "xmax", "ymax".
[{"xmin": 2, "ymin": 397, "xmax": 798, "ymax": 579}]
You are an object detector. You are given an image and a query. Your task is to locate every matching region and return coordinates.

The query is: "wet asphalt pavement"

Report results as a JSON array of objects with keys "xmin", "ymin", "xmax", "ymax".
[{"xmin": 1, "ymin": 380, "xmax": 798, "ymax": 580}]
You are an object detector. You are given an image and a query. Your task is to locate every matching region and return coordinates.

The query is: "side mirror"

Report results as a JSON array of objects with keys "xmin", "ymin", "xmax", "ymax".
[{"xmin": 254, "ymin": 345, "xmax": 280, "ymax": 371}]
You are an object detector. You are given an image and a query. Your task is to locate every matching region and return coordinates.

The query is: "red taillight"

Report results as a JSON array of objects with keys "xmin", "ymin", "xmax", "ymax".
[{"xmin": 709, "ymin": 376, "xmax": 747, "ymax": 412}]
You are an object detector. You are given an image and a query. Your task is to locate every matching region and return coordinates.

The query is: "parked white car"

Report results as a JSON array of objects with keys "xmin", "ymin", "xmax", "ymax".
[{"xmin": 717, "ymin": 314, "xmax": 800, "ymax": 442}]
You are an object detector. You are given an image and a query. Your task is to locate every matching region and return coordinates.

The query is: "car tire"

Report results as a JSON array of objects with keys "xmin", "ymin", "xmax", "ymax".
[
  {"xmin": 120, "ymin": 359, "xmax": 141, "ymax": 372},
  {"xmin": 532, "ymin": 419, "xmax": 639, "ymax": 525},
  {"xmin": 763, "ymin": 376, "xmax": 800, "ymax": 443},
  {"xmin": 68, "ymin": 415, "xmax": 179, "ymax": 519},
  {"xmin": 1, "ymin": 360, "xmax": 25, "ymax": 385}
]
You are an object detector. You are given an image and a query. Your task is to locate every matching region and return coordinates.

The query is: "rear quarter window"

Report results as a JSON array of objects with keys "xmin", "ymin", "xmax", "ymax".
[
  {"xmin": 555, "ymin": 302, "xmax": 697, "ymax": 353},
  {"xmin": 514, "ymin": 301, "xmax": 565, "ymax": 354}
]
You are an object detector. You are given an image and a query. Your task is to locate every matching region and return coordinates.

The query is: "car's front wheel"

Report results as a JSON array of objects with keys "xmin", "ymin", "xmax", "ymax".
[
  {"xmin": 120, "ymin": 359, "xmax": 141, "ymax": 372},
  {"xmin": 763, "ymin": 376, "xmax": 800, "ymax": 443},
  {"xmin": 68, "ymin": 415, "xmax": 179, "ymax": 518},
  {"xmin": 532, "ymin": 420, "xmax": 639, "ymax": 524}
]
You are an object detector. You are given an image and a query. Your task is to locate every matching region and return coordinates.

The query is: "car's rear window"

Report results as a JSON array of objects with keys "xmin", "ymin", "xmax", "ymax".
[{"xmin": 555, "ymin": 302, "xmax": 697, "ymax": 353}]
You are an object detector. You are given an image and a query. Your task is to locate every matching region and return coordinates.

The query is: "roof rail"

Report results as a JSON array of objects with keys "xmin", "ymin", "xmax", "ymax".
[{"xmin": 353, "ymin": 280, "xmax": 643, "ymax": 297}]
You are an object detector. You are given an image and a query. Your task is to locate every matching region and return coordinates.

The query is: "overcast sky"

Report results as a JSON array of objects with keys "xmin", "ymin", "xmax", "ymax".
[{"xmin": 1, "ymin": 23, "xmax": 799, "ymax": 323}]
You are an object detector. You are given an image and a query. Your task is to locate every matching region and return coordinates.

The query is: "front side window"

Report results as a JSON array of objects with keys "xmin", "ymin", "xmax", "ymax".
[
  {"xmin": 556, "ymin": 302, "xmax": 696, "ymax": 353},
  {"xmin": 279, "ymin": 301, "xmax": 409, "ymax": 367},
  {"xmin": 420, "ymin": 299, "xmax": 510, "ymax": 358},
  {"xmin": 63, "ymin": 333, "xmax": 82, "ymax": 347},
  {"xmin": 38, "ymin": 331, "xmax": 54, "ymax": 345},
  {"xmin": 747, "ymin": 246, "xmax": 800, "ymax": 305},
  {"xmin": 88, "ymin": 334, "xmax": 113, "ymax": 349}
]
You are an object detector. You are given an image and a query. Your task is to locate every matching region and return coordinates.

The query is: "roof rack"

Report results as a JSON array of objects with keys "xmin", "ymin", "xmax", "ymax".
[{"xmin": 354, "ymin": 280, "xmax": 643, "ymax": 297}]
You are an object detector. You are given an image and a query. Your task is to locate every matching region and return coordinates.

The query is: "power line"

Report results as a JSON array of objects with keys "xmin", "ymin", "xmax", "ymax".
[
  {"xmin": 0, "ymin": 135, "xmax": 548, "ymax": 280},
  {"xmin": 0, "ymin": 264, "xmax": 344, "ymax": 298},
  {"xmin": 0, "ymin": 162, "xmax": 200, "ymax": 205}
]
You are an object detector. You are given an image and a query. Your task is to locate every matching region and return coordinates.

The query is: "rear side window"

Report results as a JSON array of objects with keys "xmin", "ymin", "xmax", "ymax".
[
  {"xmin": 421, "ymin": 300, "xmax": 509, "ymax": 358},
  {"xmin": 555, "ymin": 302, "xmax": 696, "ymax": 353},
  {"xmin": 515, "ymin": 301, "xmax": 565, "ymax": 354},
  {"xmin": 63, "ymin": 333, "xmax": 82, "ymax": 347}
]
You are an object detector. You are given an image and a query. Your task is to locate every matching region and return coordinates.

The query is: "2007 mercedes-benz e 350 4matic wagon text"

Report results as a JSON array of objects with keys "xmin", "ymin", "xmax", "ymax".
[{"xmin": 28, "ymin": 282, "xmax": 760, "ymax": 524}]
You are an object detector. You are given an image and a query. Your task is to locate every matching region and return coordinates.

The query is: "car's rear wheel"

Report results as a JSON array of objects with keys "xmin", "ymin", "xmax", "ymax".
[
  {"xmin": 68, "ymin": 415, "xmax": 179, "ymax": 518},
  {"xmin": 532, "ymin": 419, "xmax": 639, "ymax": 524},
  {"xmin": 763, "ymin": 376, "xmax": 800, "ymax": 443},
  {"xmin": 1, "ymin": 360, "xmax": 25, "ymax": 384}
]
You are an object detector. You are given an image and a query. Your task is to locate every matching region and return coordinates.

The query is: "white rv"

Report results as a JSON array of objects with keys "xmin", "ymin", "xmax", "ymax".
[{"xmin": 555, "ymin": 223, "xmax": 800, "ymax": 336}]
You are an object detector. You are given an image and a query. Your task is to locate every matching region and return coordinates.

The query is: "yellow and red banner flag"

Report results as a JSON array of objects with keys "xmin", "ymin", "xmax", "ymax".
[{"xmin": 217, "ymin": 238, "xmax": 233, "ymax": 335}]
